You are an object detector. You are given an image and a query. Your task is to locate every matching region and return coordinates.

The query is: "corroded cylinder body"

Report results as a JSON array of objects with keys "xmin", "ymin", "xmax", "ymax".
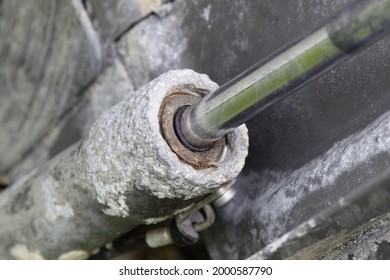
[{"xmin": 0, "ymin": 70, "xmax": 248, "ymax": 259}]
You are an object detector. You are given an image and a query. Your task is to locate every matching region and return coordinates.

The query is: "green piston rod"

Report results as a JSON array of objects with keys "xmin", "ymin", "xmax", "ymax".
[{"xmin": 178, "ymin": 0, "xmax": 390, "ymax": 148}]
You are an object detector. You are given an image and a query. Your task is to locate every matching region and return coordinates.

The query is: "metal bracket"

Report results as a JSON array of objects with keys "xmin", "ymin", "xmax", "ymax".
[
  {"xmin": 145, "ymin": 181, "xmax": 237, "ymax": 248},
  {"xmin": 171, "ymin": 204, "xmax": 215, "ymax": 246},
  {"xmin": 175, "ymin": 180, "xmax": 236, "ymax": 222},
  {"xmin": 172, "ymin": 181, "xmax": 237, "ymax": 245}
]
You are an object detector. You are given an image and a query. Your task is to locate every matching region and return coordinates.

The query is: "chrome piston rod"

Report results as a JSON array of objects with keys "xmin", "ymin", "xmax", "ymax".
[{"xmin": 178, "ymin": 0, "xmax": 390, "ymax": 148}]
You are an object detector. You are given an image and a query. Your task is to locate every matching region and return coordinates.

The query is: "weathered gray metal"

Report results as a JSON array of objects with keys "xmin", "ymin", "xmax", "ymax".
[
  {"xmin": 0, "ymin": 70, "xmax": 248, "ymax": 259},
  {"xmin": 87, "ymin": 0, "xmax": 169, "ymax": 41},
  {"xmin": 248, "ymin": 164, "xmax": 390, "ymax": 259},
  {"xmin": 0, "ymin": 0, "xmax": 102, "ymax": 172},
  {"xmin": 8, "ymin": 57, "xmax": 133, "ymax": 184}
]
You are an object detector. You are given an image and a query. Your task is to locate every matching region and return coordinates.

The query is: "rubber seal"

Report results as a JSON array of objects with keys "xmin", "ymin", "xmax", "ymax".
[{"xmin": 173, "ymin": 105, "xmax": 214, "ymax": 153}]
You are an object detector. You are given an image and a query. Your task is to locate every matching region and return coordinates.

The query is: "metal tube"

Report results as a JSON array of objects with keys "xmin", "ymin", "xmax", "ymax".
[{"xmin": 181, "ymin": 0, "xmax": 390, "ymax": 147}]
